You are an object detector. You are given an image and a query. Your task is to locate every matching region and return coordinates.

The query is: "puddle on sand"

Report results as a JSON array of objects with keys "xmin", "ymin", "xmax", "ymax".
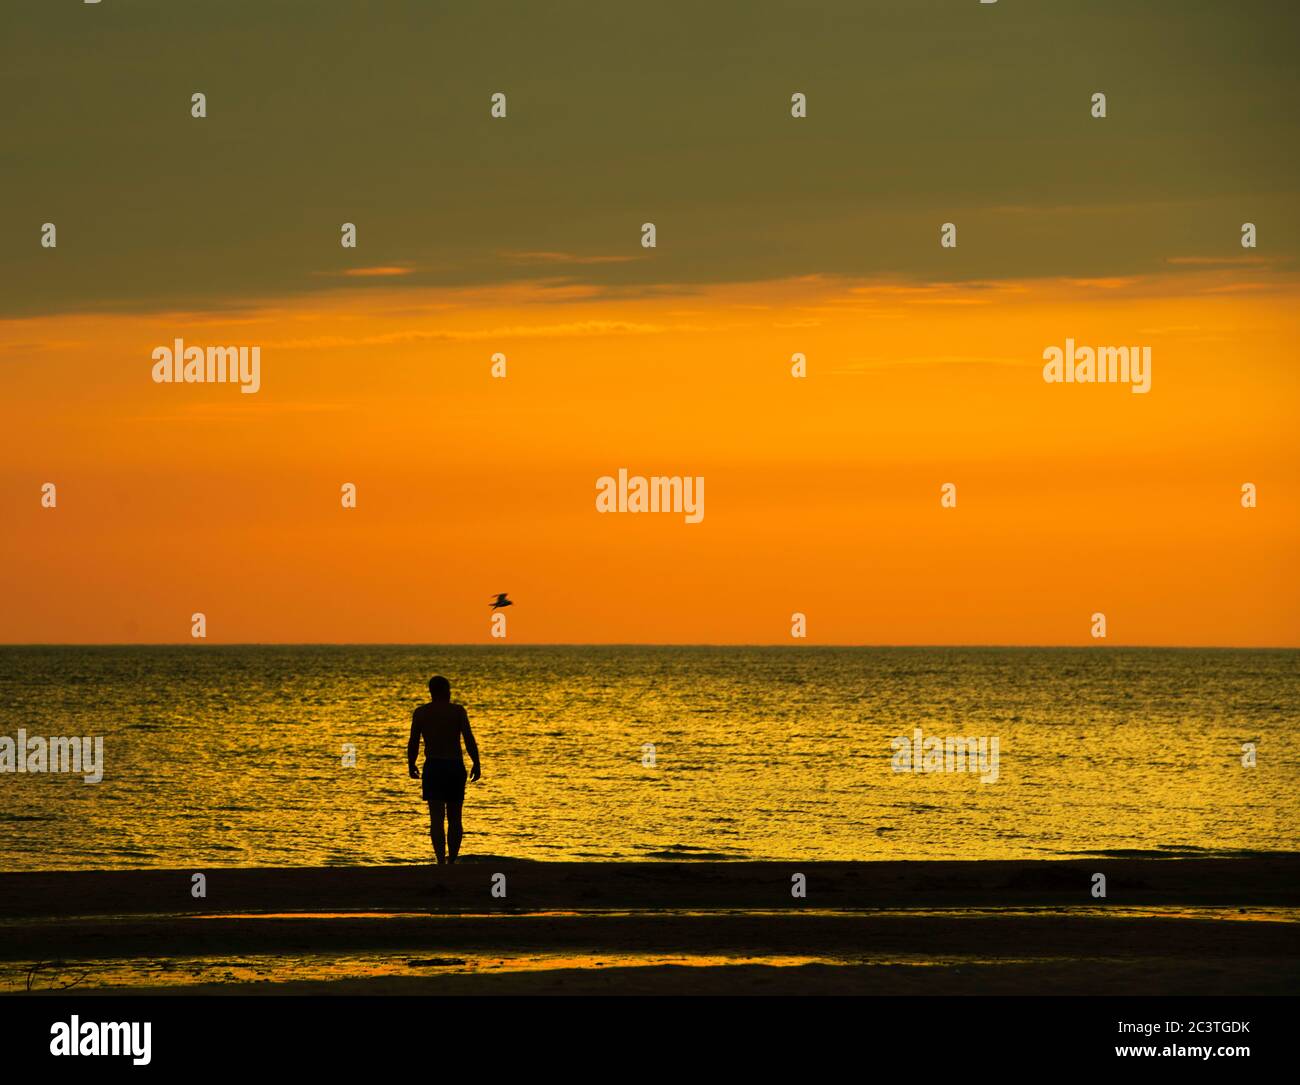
[
  {"xmin": 5, "ymin": 952, "xmax": 863, "ymax": 992},
  {"xmin": 7, "ymin": 906, "xmax": 1293, "ymax": 927},
  {"xmin": 189, "ymin": 906, "xmax": 1300, "ymax": 923},
  {"xmin": 6, "ymin": 906, "xmax": 1292, "ymax": 990},
  {"xmin": 5, "ymin": 947, "xmax": 1092, "ymax": 992}
]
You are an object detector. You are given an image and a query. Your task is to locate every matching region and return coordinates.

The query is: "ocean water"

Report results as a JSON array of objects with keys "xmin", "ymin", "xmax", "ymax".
[{"xmin": 0, "ymin": 646, "xmax": 1295, "ymax": 871}]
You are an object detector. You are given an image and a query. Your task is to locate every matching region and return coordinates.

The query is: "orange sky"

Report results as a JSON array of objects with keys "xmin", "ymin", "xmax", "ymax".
[{"xmin": 1, "ymin": 270, "xmax": 1297, "ymax": 645}]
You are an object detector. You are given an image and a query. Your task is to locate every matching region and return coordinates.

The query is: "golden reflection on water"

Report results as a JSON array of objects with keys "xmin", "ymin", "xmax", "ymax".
[{"xmin": 2, "ymin": 647, "xmax": 1297, "ymax": 869}]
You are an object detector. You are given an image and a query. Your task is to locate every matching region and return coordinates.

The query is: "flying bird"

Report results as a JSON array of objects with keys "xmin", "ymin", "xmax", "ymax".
[{"xmin": 490, "ymin": 593, "xmax": 513, "ymax": 609}]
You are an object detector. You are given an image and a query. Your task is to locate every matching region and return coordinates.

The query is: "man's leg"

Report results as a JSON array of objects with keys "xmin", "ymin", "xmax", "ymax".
[
  {"xmin": 428, "ymin": 801, "xmax": 446, "ymax": 864},
  {"xmin": 447, "ymin": 801, "xmax": 464, "ymax": 864}
]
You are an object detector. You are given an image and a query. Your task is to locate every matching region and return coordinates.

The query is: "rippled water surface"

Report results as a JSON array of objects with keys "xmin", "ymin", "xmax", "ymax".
[{"xmin": 0, "ymin": 646, "xmax": 1296, "ymax": 869}]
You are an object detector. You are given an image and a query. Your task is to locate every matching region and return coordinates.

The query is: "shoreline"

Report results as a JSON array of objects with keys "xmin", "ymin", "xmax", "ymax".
[
  {"xmin": 4, "ymin": 855, "xmax": 1299, "ymax": 918},
  {"xmin": 3, "ymin": 857, "xmax": 1297, "ymax": 995}
]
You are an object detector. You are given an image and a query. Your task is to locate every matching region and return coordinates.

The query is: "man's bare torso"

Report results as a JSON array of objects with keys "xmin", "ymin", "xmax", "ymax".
[{"xmin": 411, "ymin": 701, "xmax": 468, "ymax": 762}]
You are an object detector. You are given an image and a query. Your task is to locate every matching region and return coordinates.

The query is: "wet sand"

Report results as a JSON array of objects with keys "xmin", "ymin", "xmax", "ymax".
[{"xmin": 2, "ymin": 856, "xmax": 1297, "ymax": 995}]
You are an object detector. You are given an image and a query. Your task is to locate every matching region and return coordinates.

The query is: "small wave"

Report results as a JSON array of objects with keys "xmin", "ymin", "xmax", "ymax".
[
  {"xmin": 642, "ymin": 845, "xmax": 743, "ymax": 861},
  {"xmin": 1075, "ymin": 846, "xmax": 1293, "ymax": 860},
  {"xmin": 451, "ymin": 854, "xmax": 540, "ymax": 864}
]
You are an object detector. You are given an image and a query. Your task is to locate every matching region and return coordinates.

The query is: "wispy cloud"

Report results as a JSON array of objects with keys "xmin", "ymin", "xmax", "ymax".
[
  {"xmin": 501, "ymin": 251, "xmax": 641, "ymax": 266},
  {"xmin": 313, "ymin": 266, "xmax": 418, "ymax": 278},
  {"xmin": 1164, "ymin": 254, "xmax": 1288, "ymax": 270}
]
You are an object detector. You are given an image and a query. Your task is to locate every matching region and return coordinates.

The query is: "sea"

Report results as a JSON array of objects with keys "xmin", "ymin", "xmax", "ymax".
[{"xmin": 0, "ymin": 646, "xmax": 1295, "ymax": 870}]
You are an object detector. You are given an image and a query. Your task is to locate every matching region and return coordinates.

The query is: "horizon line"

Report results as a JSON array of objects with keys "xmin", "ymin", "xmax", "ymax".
[{"xmin": 1, "ymin": 642, "xmax": 1296, "ymax": 651}]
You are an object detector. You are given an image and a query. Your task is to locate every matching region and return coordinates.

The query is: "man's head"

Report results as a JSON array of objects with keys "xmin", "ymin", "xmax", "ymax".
[{"xmin": 428, "ymin": 675, "xmax": 451, "ymax": 702}]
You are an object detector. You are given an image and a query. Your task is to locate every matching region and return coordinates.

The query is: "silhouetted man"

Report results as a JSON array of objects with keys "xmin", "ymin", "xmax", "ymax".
[{"xmin": 407, "ymin": 675, "xmax": 481, "ymax": 864}]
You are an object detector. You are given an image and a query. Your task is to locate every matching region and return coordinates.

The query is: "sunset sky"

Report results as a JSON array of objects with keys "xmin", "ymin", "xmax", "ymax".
[{"xmin": 2, "ymin": 1, "xmax": 1297, "ymax": 645}]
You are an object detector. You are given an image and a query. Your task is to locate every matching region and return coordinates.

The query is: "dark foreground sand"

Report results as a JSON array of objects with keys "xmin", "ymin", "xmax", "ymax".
[{"xmin": 2, "ymin": 856, "xmax": 1297, "ymax": 995}]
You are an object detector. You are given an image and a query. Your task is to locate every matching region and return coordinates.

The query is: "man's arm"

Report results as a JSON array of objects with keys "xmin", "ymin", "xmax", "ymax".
[
  {"xmin": 461, "ymin": 708, "xmax": 482, "ymax": 781},
  {"xmin": 406, "ymin": 711, "xmax": 421, "ymax": 779}
]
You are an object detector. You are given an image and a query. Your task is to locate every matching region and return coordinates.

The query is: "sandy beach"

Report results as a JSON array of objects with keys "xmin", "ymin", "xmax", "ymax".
[{"xmin": 2, "ymin": 855, "xmax": 1297, "ymax": 995}]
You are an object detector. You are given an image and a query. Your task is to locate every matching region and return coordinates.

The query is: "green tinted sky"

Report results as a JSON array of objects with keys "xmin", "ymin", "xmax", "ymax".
[{"xmin": 2, "ymin": 0, "xmax": 1297, "ymax": 316}]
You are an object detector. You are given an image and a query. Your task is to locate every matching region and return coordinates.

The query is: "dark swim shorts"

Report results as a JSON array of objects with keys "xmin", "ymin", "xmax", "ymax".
[{"xmin": 421, "ymin": 758, "xmax": 468, "ymax": 804}]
